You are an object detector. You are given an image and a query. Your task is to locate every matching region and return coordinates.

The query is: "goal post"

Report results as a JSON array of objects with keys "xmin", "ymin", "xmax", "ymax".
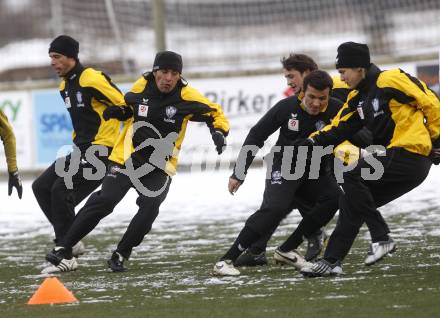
[{"xmin": 0, "ymin": 0, "xmax": 439, "ymax": 76}]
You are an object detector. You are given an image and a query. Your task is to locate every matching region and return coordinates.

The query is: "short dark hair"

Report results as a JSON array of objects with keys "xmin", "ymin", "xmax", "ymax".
[
  {"xmin": 303, "ymin": 70, "xmax": 333, "ymax": 92},
  {"xmin": 281, "ymin": 53, "xmax": 318, "ymax": 73}
]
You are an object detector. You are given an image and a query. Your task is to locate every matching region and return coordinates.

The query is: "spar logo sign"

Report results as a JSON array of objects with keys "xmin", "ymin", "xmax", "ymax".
[
  {"xmin": 40, "ymin": 113, "xmax": 73, "ymax": 133},
  {"xmin": 33, "ymin": 89, "xmax": 74, "ymax": 164}
]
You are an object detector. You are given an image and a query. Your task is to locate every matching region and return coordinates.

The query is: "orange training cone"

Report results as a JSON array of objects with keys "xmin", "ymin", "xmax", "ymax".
[{"xmin": 27, "ymin": 277, "xmax": 79, "ymax": 305}]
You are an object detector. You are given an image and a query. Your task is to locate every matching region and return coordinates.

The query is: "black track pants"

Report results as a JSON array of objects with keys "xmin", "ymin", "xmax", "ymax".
[
  {"xmin": 32, "ymin": 151, "xmax": 109, "ymax": 242},
  {"xmin": 60, "ymin": 166, "xmax": 171, "ymax": 259},
  {"xmin": 324, "ymin": 148, "xmax": 431, "ymax": 261}
]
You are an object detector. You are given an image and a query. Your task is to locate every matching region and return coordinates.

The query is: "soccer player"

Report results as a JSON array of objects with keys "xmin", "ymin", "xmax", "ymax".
[
  {"xmin": 32, "ymin": 35, "xmax": 128, "ymax": 257},
  {"xmin": 43, "ymin": 51, "xmax": 229, "ymax": 273},
  {"xmin": 300, "ymin": 42, "xmax": 440, "ymax": 277},
  {"xmin": 0, "ymin": 109, "xmax": 22, "ymax": 198},
  {"xmin": 234, "ymin": 54, "xmax": 371, "ymax": 267},
  {"xmin": 213, "ymin": 70, "xmax": 343, "ymax": 276}
]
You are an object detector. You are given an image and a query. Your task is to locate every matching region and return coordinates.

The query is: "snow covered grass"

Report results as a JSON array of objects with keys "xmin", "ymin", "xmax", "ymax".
[{"xmin": 0, "ymin": 167, "xmax": 440, "ymax": 317}]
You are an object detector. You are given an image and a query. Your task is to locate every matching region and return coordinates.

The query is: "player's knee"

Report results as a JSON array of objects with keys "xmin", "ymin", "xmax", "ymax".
[
  {"xmin": 50, "ymin": 182, "xmax": 67, "ymax": 198},
  {"xmin": 136, "ymin": 195, "xmax": 161, "ymax": 211},
  {"xmin": 316, "ymin": 193, "xmax": 339, "ymax": 210},
  {"xmin": 89, "ymin": 190, "xmax": 119, "ymax": 212},
  {"xmin": 246, "ymin": 209, "xmax": 284, "ymax": 234},
  {"xmin": 342, "ymin": 168, "xmax": 362, "ymax": 185},
  {"xmin": 32, "ymin": 177, "xmax": 47, "ymax": 196}
]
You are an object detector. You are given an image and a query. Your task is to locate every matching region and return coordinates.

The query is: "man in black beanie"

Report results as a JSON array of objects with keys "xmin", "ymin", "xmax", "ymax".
[
  {"xmin": 43, "ymin": 50, "xmax": 230, "ymax": 273},
  {"xmin": 335, "ymin": 42, "xmax": 370, "ymax": 70},
  {"xmin": 299, "ymin": 41, "xmax": 440, "ymax": 277},
  {"xmin": 152, "ymin": 51, "xmax": 183, "ymax": 74},
  {"xmin": 332, "ymin": 41, "xmax": 372, "ymax": 91},
  {"xmin": 49, "ymin": 35, "xmax": 79, "ymax": 62},
  {"xmin": 36, "ymin": 35, "xmax": 131, "ymax": 273}
]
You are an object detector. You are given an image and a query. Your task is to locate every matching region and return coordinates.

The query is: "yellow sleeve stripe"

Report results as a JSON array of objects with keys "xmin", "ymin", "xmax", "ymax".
[
  {"xmin": 108, "ymin": 118, "xmax": 135, "ymax": 165},
  {"xmin": 310, "ymin": 100, "xmax": 356, "ymax": 138},
  {"xmin": 377, "ymin": 69, "xmax": 440, "ymax": 140},
  {"xmin": 181, "ymin": 85, "xmax": 230, "ymax": 133},
  {"xmin": 130, "ymin": 77, "xmax": 148, "ymax": 94},
  {"xmin": 79, "ymin": 68, "xmax": 125, "ymax": 106}
]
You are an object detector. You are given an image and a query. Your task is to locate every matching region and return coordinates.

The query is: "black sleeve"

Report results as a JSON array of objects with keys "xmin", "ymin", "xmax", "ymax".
[
  {"xmin": 124, "ymin": 92, "xmax": 143, "ymax": 105},
  {"xmin": 348, "ymin": 127, "xmax": 373, "ymax": 148},
  {"xmin": 331, "ymin": 88, "xmax": 351, "ymax": 103},
  {"xmin": 232, "ymin": 98, "xmax": 292, "ymax": 180},
  {"xmin": 190, "ymin": 116, "xmax": 227, "ymax": 136},
  {"xmin": 313, "ymin": 109, "xmax": 364, "ymax": 146}
]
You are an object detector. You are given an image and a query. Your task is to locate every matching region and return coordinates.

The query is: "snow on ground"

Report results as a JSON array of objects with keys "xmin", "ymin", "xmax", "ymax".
[{"xmin": 1, "ymin": 165, "xmax": 440, "ymax": 239}]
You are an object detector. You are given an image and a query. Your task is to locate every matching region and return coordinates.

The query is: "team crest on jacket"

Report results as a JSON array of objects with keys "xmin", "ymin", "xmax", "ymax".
[
  {"xmin": 271, "ymin": 170, "xmax": 282, "ymax": 184},
  {"xmin": 164, "ymin": 106, "xmax": 177, "ymax": 123},
  {"xmin": 315, "ymin": 120, "xmax": 325, "ymax": 131},
  {"xmin": 76, "ymin": 91, "xmax": 84, "ymax": 107},
  {"xmin": 372, "ymin": 97, "xmax": 384, "ymax": 117},
  {"xmin": 287, "ymin": 113, "xmax": 299, "ymax": 131},
  {"xmin": 138, "ymin": 104, "xmax": 149, "ymax": 117},
  {"xmin": 357, "ymin": 101, "xmax": 365, "ymax": 119},
  {"xmin": 64, "ymin": 96, "xmax": 71, "ymax": 108},
  {"xmin": 106, "ymin": 165, "xmax": 121, "ymax": 178}
]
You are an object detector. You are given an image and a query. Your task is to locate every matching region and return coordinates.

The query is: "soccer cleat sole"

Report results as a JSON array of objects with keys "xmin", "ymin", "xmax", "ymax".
[
  {"xmin": 41, "ymin": 265, "xmax": 77, "ymax": 274},
  {"xmin": 212, "ymin": 270, "xmax": 240, "ymax": 276},
  {"xmin": 301, "ymin": 270, "xmax": 323, "ymax": 278}
]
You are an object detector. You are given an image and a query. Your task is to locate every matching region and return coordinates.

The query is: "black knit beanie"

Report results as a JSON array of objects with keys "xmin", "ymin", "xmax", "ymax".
[
  {"xmin": 49, "ymin": 35, "xmax": 79, "ymax": 59},
  {"xmin": 335, "ymin": 42, "xmax": 370, "ymax": 69},
  {"xmin": 153, "ymin": 51, "xmax": 183, "ymax": 73}
]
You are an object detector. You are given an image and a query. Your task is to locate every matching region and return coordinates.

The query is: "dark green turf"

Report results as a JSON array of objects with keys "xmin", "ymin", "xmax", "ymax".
[{"xmin": 0, "ymin": 212, "xmax": 439, "ymax": 318}]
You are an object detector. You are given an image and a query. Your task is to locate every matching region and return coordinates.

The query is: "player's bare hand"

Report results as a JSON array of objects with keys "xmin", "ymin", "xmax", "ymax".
[{"xmin": 228, "ymin": 177, "xmax": 242, "ymax": 195}]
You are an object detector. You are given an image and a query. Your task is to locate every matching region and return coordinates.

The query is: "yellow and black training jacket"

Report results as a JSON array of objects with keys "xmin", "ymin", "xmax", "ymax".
[
  {"xmin": 109, "ymin": 72, "xmax": 229, "ymax": 176},
  {"xmin": 59, "ymin": 63, "xmax": 126, "ymax": 152},
  {"xmin": 0, "ymin": 109, "xmax": 17, "ymax": 172},
  {"xmin": 330, "ymin": 75, "xmax": 373, "ymax": 165},
  {"xmin": 312, "ymin": 64, "xmax": 440, "ymax": 156}
]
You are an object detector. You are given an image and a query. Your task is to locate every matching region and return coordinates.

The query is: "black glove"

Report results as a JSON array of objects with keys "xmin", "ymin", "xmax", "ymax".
[
  {"xmin": 103, "ymin": 106, "xmax": 133, "ymax": 121},
  {"xmin": 430, "ymin": 138, "xmax": 440, "ymax": 165},
  {"xmin": 8, "ymin": 171, "xmax": 22, "ymax": 199},
  {"xmin": 291, "ymin": 137, "xmax": 315, "ymax": 147},
  {"xmin": 211, "ymin": 130, "xmax": 226, "ymax": 154}
]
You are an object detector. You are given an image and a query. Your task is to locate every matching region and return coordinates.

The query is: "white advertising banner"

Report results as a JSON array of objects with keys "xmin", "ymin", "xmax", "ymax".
[
  {"xmin": 0, "ymin": 91, "xmax": 34, "ymax": 171},
  {"xmin": 177, "ymin": 73, "xmax": 288, "ymax": 168},
  {"xmin": 0, "ymin": 60, "xmax": 425, "ymax": 173}
]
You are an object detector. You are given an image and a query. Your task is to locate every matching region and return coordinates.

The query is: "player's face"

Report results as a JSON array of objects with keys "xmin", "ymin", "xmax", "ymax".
[
  {"xmin": 338, "ymin": 68, "xmax": 364, "ymax": 89},
  {"xmin": 154, "ymin": 69, "xmax": 181, "ymax": 93},
  {"xmin": 284, "ymin": 69, "xmax": 310, "ymax": 95},
  {"xmin": 303, "ymin": 85, "xmax": 330, "ymax": 115},
  {"xmin": 49, "ymin": 52, "xmax": 76, "ymax": 77}
]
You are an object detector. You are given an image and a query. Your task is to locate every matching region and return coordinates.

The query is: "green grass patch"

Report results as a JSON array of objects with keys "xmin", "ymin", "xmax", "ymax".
[{"xmin": 0, "ymin": 211, "xmax": 439, "ymax": 318}]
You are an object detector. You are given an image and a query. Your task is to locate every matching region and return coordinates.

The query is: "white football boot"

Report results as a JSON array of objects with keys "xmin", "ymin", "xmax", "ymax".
[{"xmin": 213, "ymin": 260, "xmax": 240, "ymax": 276}]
